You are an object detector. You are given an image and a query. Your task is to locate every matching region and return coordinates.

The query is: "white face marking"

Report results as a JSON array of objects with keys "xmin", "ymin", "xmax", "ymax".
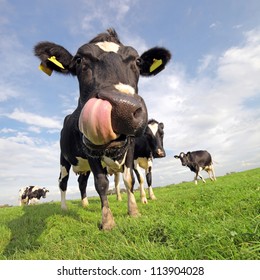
[
  {"xmin": 95, "ymin": 41, "xmax": 120, "ymax": 53},
  {"xmin": 148, "ymin": 123, "xmax": 158, "ymax": 136},
  {"xmin": 114, "ymin": 83, "xmax": 135, "ymax": 95},
  {"xmin": 72, "ymin": 157, "xmax": 91, "ymax": 174},
  {"xmin": 180, "ymin": 152, "xmax": 185, "ymax": 158}
]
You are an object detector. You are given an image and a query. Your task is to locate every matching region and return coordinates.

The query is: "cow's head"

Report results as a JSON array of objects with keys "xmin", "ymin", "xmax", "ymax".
[
  {"xmin": 34, "ymin": 28, "xmax": 171, "ymax": 157},
  {"xmin": 42, "ymin": 187, "xmax": 49, "ymax": 198},
  {"xmin": 146, "ymin": 119, "xmax": 166, "ymax": 158},
  {"xmin": 174, "ymin": 152, "xmax": 190, "ymax": 166}
]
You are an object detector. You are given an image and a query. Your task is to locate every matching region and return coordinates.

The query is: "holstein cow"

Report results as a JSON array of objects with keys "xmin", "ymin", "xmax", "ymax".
[
  {"xmin": 34, "ymin": 28, "xmax": 171, "ymax": 230},
  {"xmin": 113, "ymin": 119, "xmax": 165, "ymax": 203},
  {"xmin": 19, "ymin": 186, "xmax": 49, "ymax": 206},
  {"xmin": 174, "ymin": 150, "xmax": 216, "ymax": 184}
]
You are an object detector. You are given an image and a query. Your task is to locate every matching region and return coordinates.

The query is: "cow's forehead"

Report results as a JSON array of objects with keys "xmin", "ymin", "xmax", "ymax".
[
  {"xmin": 77, "ymin": 41, "xmax": 138, "ymax": 58},
  {"xmin": 180, "ymin": 152, "xmax": 185, "ymax": 158}
]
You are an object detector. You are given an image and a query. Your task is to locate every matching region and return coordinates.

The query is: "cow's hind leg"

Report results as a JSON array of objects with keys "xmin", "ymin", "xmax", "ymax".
[
  {"xmin": 78, "ymin": 171, "xmax": 90, "ymax": 208},
  {"xmin": 146, "ymin": 162, "xmax": 156, "ymax": 200},
  {"xmin": 89, "ymin": 158, "xmax": 115, "ymax": 230},
  {"xmin": 59, "ymin": 154, "xmax": 71, "ymax": 210},
  {"xmin": 211, "ymin": 165, "xmax": 217, "ymax": 181}
]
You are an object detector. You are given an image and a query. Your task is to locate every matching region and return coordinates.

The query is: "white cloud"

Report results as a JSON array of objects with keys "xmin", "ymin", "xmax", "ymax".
[
  {"xmin": 0, "ymin": 82, "xmax": 19, "ymax": 102},
  {"xmin": 6, "ymin": 108, "xmax": 62, "ymax": 129}
]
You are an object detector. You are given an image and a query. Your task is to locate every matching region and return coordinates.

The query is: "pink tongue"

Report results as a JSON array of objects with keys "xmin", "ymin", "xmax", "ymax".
[{"xmin": 79, "ymin": 98, "xmax": 118, "ymax": 145}]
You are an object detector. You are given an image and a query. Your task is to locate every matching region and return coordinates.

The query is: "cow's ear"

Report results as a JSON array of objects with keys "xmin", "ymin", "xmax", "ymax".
[
  {"xmin": 138, "ymin": 47, "xmax": 171, "ymax": 76},
  {"xmin": 174, "ymin": 155, "xmax": 179, "ymax": 159},
  {"xmin": 159, "ymin": 122, "xmax": 164, "ymax": 129},
  {"xmin": 34, "ymin": 42, "xmax": 75, "ymax": 76}
]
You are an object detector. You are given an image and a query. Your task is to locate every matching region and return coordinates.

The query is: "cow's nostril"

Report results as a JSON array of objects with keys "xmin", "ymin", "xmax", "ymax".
[{"xmin": 133, "ymin": 107, "xmax": 143, "ymax": 119}]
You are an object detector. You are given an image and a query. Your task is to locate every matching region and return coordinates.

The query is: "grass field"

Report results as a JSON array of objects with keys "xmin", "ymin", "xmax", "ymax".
[{"xmin": 0, "ymin": 168, "xmax": 259, "ymax": 260}]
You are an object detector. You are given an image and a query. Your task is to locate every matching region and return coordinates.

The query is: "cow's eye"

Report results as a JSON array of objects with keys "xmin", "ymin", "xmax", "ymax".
[
  {"xmin": 76, "ymin": 57, "xmax": 82, "ymax": 64},
  {"xmin": 136, "ymin": 58, "xmax": 143, "ymax": 67}
]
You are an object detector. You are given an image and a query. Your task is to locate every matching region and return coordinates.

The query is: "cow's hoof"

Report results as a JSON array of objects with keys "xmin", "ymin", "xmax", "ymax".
[
  {"xmin": 100, "ymin": 207, "xmax": 115, "ymax": 230},
  {"xmin": 128, "ymin": 209, "xmax": 141, "ymax": 217},
  {"xmin": 141, "ymin": 197, "xmax": 148, "ymax": 204},
  {"xmin": 82, "ymin": 198, "xmax": 89, "ymax": 208},
  {"xmin": 99, "ymin": 219, "xmax": 116, "ymax": 230},
  {"xmin": 149, "ymin": 195, "xmax": 157, "ymax": 200},
  {"xmin": 61, "ymin": 204, "xmax": 68, "ymax": 211}
]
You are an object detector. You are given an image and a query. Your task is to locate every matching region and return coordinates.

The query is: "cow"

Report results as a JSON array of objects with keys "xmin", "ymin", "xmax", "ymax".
[
  {"xmin": 19, "ymin": 186, "xmax": 49, "ymax": 206},
  {"xmin": 112, "ymin": 119, "xmax": 165, "ymax": 203},
  {"xmin": 174, "ymin": 150, "xmax": 216, "ymax": 184},
  {"xmin": 34, "ymin": 28, "xmax": 171, "ymax": 230}
]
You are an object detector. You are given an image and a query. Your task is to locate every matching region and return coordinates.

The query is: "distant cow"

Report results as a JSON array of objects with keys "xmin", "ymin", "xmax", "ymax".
[
  {"xmin": 19, "ymin": 186, "xmax": 49, "ymax": 206},
  {"xmin": 34, "ymin": 28, "xmax": 171, "ymax": 230},
  {"xmin": 174, "ymin": 150, "xmax": 216, "ymax": 184},
  {"xmin": 112, "ymin": 119, "xmax": 165, "ymax": 203}
]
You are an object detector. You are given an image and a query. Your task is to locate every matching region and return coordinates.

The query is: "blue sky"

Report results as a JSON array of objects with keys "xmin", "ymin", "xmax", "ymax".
[{"xmin": 0, "ymin": 0, "xmax": 260, "ymax": 205}]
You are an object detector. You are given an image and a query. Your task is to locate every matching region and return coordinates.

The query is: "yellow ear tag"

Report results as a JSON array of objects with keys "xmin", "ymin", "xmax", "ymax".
[
  {"xmin": 39, "ymin": 63, "xmax": 53, "ymax": 76},
  {"xmin": 150, "ymin": 59, "xmax": 163, "ymax": 73},
  {"xmin": 47, "ymin": 56, "xmax": 65, "ymax": 69}
]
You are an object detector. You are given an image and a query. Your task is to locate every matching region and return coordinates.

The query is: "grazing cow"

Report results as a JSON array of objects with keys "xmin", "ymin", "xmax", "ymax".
[
  {"xmin": 19, "ymin": 186, "xmax": 49, "ymax": 206},
  {"xmin": 113, "ymin": 119, "xmax": 165, "ymax": 203},
  {"xmin": 174, "ymin": 150, "xmax": 216, "ymax": 184},
  {"xmin": 34, "ymin": 28, "xmax": 171, "ymax": 230}
]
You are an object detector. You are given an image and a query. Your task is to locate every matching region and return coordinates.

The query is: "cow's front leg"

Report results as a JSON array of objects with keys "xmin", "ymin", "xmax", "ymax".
[
  {"xmin": 59, "ymin": 154, "xmax": 71, "ymax": 210},
  {"xmin": 124, "ymin": 141, "xmax": 140, "ymax": 217},
  {"xmin": 88, "ymin": 158, "xmax": 115, "ymax": 230},
  {"xmin": 78, "ymin": 172, "xmax": 90, "ymax": 208},
  {"xmin": 134, "ymin": 161, "xmax": 147, "ymax": 204}
]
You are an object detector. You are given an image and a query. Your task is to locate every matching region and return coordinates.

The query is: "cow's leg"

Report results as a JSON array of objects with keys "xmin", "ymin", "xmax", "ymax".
[
  {"xmin": 59, "ymin": 154, "xmax": 71, "ymax": 210},
  {"xmin": 124, "ymin": 141, "xmax": 140, "ymax": 216},
  {"xmin": 146, "ymin": 158, "xmax": 156, "ymax": 200},
  {"xmin": 194, "ymin": 172, "xmax": 198, "ymax": 185},
  {"xmin": 134, "ymin": 161, "xmax": 147, "ymax": 204},
  {"xmin": 78, "ymin": 171, "xmax": 90, "ymax": 208},
  {"xmin": 88, "ymin": 158, "xmax": 115, "ymax": 230},
  {"xmin": 114, "ymin": 172, "xmax": 122, "ymax": 201},
  {"xmin": 198, "ymin": 167, "xmax": 206, "ymax": 183},
  {"xmin": 211, "ymin": 165, "xmax": 217, "ymax": 181},
  {"xmin": 198, "ymin": 173, "xmax": 206, "ymax": 183}
]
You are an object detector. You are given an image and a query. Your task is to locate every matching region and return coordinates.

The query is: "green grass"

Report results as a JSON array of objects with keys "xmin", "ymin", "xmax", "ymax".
[{"xmin": 0, "ymin": 168, "xmax": 259, "ymax": 260}]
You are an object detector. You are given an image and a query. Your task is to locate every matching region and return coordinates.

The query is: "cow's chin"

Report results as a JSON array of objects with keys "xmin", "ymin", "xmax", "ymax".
[{"xmin": 82, "ymin": 135, "xmax": 130, "ymax": 159}]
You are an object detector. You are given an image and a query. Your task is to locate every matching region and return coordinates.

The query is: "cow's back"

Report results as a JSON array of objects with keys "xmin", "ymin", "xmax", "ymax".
[{"xmin": 190, "ymin": 150, "xmax": 212, "ymax": 167}]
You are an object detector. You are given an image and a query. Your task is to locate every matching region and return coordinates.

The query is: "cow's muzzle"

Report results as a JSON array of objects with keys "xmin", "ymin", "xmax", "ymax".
[
  {"xmin": 153, "ymin": 149, "xmax": 166, "ymax": 158},
  {"xmin": 79, "ymin": 91, "xmax": 148, "ymax": 147}
]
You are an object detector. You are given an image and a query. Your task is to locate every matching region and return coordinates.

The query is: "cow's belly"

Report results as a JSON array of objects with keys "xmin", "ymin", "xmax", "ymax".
[
  {"xmin": 72, "ymin": 154, "xmax": 127, "ymax": 175},
  {"xmin": 136, "ymin": 157, "xmax": 151, "ymax": 170},
  {"xmin": 72, "ymin": 157, "xmax": 91, "ymax": 174}
]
